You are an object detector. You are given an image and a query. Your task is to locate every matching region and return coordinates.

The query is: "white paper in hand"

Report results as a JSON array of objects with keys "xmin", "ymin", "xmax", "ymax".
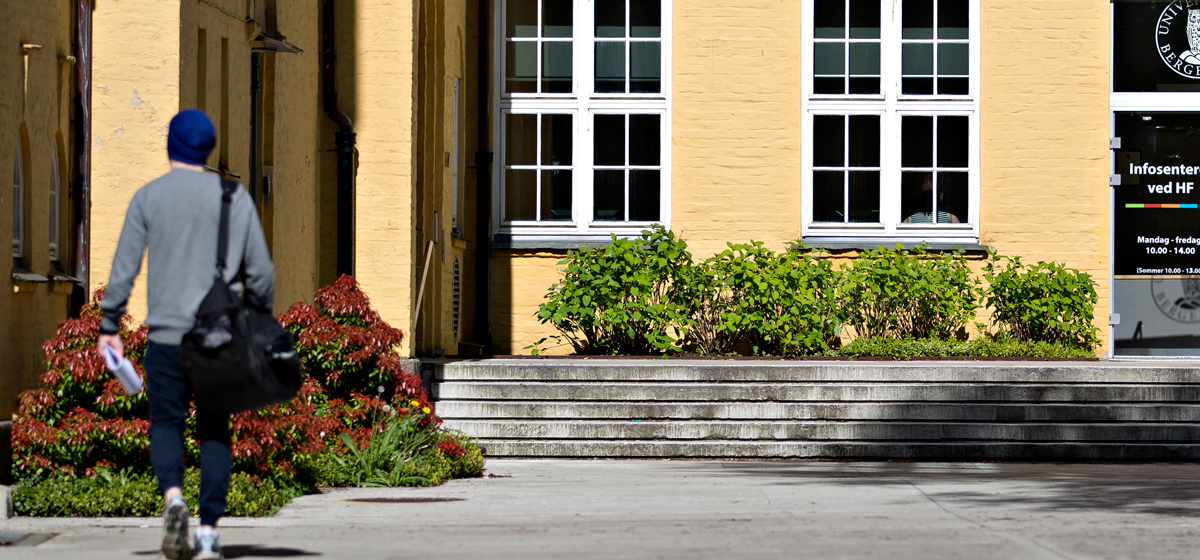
[{"xmin": 101, "ymin": 344, "xmax": 143, "ymax": 395}]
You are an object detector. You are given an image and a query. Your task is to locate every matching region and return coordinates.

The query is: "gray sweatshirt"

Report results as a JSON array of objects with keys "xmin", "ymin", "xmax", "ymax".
[{"xmin": 100, "ymin": 168, "xmax": 275, "ymax": 345}]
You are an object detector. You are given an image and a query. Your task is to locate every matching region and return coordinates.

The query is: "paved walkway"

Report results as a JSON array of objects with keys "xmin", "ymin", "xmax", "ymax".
[{"xmin": 4, "ymin": 460, "xmax": 1200, "ymax": 559}]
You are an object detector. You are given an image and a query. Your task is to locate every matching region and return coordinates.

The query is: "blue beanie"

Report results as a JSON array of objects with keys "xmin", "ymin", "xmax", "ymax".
[{"xmin": 167, "ymin": 109, "xmax": 216, "ymax": 166}]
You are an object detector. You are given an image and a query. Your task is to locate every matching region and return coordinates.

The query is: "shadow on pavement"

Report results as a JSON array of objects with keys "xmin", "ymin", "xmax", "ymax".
[
  {"xmin": 223, "ymin": 545, "xmax": 323, "ymax": 558},
  {"xmin": 685, "ymin": 461, "xmax": 1200, "ymax": 517}
]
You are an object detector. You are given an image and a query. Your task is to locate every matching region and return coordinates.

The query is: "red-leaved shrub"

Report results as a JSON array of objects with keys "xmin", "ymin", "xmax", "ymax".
[{"xmin": 13, "ymin": 275, "xmax": 447, "ymax": 487}]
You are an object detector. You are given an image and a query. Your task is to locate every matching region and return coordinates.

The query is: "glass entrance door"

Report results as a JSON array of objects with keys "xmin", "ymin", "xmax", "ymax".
[{"xmin": 1113, "ymin": 112, "xmax": 1200, "ymax": 356}]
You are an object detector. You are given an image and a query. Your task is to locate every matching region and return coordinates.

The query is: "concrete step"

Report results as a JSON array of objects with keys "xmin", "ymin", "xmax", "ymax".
[
  {"xmin": 473, "ymin": 439, "xmax": 1200, "ymax": 460},
  {"xmin": 433, "ymin": 382, "xmax": 1200, "ymax": 403},
  {"xmin": 444, "ymin": 420, "xmax": 1200, "ymax": 441},
  {"xmin": 435, "ymin": 401, "xmax": 1200, "ymax": 422},
  {"xmin": 431, "ymin": 359, "xmax": 1200, "ymax": 459},
  {"xmin": 437, "ymin": 359, "xmax": 1200, "ymax": 383}
]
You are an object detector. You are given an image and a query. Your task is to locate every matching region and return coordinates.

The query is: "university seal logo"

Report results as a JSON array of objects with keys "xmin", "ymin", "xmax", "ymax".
[
  {"xmin": 1152, "ymin": 277, "xmax": 1200, "ymax": 323},
  {"xmin": 1158, "ymin": 0, "xmax": 1200, "ymax": 78}
]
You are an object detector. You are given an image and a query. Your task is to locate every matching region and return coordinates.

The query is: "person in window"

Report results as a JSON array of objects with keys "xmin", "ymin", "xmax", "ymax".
[{"xmin": 904, "ymin": 176, "xmax": 960, "ymax": 224}]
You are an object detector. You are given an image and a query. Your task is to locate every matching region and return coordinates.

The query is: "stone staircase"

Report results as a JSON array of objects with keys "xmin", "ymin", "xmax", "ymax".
[{"xmin": 432, "ymin": 359, "xmax": 1200, "ymax": 460}]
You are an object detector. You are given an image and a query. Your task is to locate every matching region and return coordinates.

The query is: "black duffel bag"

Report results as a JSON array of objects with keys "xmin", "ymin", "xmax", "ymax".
[{"xmin": 180, "ymin": 178, "xmax": 302, "ymax": 416}]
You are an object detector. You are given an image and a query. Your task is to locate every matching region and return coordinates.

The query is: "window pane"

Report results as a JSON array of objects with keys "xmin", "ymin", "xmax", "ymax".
[
  {"xmin": 848, "ymin": 115, "xmax": 879, "ymax": 167},
  {"xmin": 847, "ymin": 171, "xmax": 880, "ymax": 223},
  {"xmin": 542, "ymin": 114, "xmax": 573, "ymax": 165},
  {"xmin": 594, "ymin": 114, "xmax": 626, "ymax": 165},
  {"xmin": 814, "ymin": 0, "xmax": 845, "ymax": 38},
  {"xmin": 630, "ymin": 170, "xmax": 660, "ymax": 221},
  {"xmin": 596, "ymin": 0, "xmax": 625, "ymax": 37},
  {"xmin": 814, "ymin": 43, "xmax": 845, "ymax": 76},
  {"xmin": 595, "ymin": 42, "xmax": 626, "ymax": 93},
  {"xmin": 902, "ymin": 0, "xmax": 933, "ymax": 39},
  {"xmin": 542, "ymin": 42, "xmax": 573, "ymax": 93},
  {"xmin": 937, "ymin": 171, "xmax": 969, "ymax": 224},
  {"xmin": 505, "ymin": 169, "xmax": 537, "ymax": 221},
  {"xmin": 629, "ymin": 114, "xmax": 660, "ymax": 165},
  {"xmin": 938, "ymin": 0, "xmax": 969, "ymax": 39},
  {"xmin": 812, "ymin": 115, "xmax": 845, "ymax": 167},
  {"xmin": 594, "ymin": 170, "xmax": 625, "ymax": 221},
  {"xmin": 541, "ymin": 170, "xmax": 573, "ymax": 220},
  {"xmin": 936, "ymin": 115, "xmax": 969, "ymax": 168},
  {"xmin": 543, "ymin": 0, "xmax": 572, "ymax": 37},
  {"xmin": 506, "ymin": 113, "xmax": 537, "ymax": 165},
  {"xmin": 901, "ymin": 116, "xmax": 933, "ymax": 167},
  {"xmin": 812, "ymin": 171, "xmax": 845, "ymax": 222},
  {"xmin": 630, "ymin": 42, "xmax": 661, "ymax": 93},
  {"xmin": 848, "ymin": 78, "xmax": 880, "ymax": 95},
  {"xmin": 631, "ymin": 0, "xmax": 661, "ymax": 37},
  {"xmin": 938, "ymin": 43, "xmax": 968, "ymax": 76},
  {"xmin": 900, "ymin": 171, "xmax": 933, "ymax": 223},
  {"xmin": 507, "ymin": 0, "xmax": 537, "ymax": 37},
  {"xmin": 938, "ymin": 77, "xmax": 968, "ymax": 95},
  {"xmin": 506, "ymin": 42, "xmax": 537, "ymax": 93},
  {"xmin": 848, "ymin": 0, "xmax": 880, "ymax": 38},
  {"xmin": 902, "ymin": 43, "xmax": 933, "ymax": 75},
  {"xmin": 848, "ymin": 42, "xmax": 880, "ymax": 76},
  {"xmin": 815, "ymin": 77, "xmax": 844, "ymax": 94}
]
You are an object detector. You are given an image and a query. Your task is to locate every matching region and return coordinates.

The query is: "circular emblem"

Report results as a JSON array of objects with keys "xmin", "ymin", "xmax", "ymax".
[
  {"xmin": 1158, "ymin": 1, "xmax": 1200, "ymax": 79},
  {"xmin": 1152, "ymin": 277, "xmax": 1200, "ymax": 323}
]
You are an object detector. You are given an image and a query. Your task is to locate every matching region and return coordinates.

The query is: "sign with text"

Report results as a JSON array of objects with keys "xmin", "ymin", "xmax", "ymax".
[{"xmin": 1114, "ymin": 112, "xmax": 1200, "ymax": 356}]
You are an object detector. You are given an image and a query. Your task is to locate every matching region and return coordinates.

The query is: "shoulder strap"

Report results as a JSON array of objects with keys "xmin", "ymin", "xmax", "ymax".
[{"xmin": 216, "ymin": 178, "xmax": 238, "ymax": 273}]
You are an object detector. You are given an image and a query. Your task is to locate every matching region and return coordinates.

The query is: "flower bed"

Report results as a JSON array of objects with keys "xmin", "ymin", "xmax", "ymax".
[
  {"xmin": 532, "ymin": 228, "xmax": 1101, "ymax": 358},
  {"xmin": 11, "ymin": 276, "xmax": 482, "ymax": 517}
]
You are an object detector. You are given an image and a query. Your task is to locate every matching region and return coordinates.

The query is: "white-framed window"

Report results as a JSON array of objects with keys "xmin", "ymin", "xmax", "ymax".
[
  {"xmin": 803, "ymin": 0, "xmax": 979, "ymax": 242},
  {"xmin": 497, "ymin": 0, "xmax": 671, "ymax": 240},
  {"xmin": 49, "ymin": 142, "xmax": 61, "ymax": 261},
  {"xmin": 12, "ymin": 142, "xmax": 24, "ymax": 259}
]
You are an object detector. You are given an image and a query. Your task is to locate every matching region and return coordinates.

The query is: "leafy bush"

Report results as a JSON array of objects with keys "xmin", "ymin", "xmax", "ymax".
[
  {"xmin": 834, "ymin": 337, "xmax": 1098, "ymax": 359},
  {"xmin": 536, "ymin": 226, "xmax": 693, "ymax": 355},
  {"xmin": 13, "ymin": 277, "xmax": 484, "ymax": 517},
  {"xmin": 982, "ymin": 251, "xmax": 1101, "ymax": 349},
  {"xmin": 839, "ymin": 245, "xmax": 980, "ymax": 340},
  {"xmin": 13, "ymin": 468, "xmax": 302, "ymax": 517},
  {"xmin": 685, "ymin": 242, "xmax": 841, "ymax": 356}
]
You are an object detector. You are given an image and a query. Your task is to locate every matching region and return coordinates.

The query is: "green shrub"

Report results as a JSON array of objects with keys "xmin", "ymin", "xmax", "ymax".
[
  {"xmin": 685, "ymin": 242, "xmax": 841, "ymax": 355},
  {"xmin": 839, "ymin": 245, "xmax": 980, "ymax": 340},
  {"xmin": 13, "ymin": 468, "xmax": 302, "ymax": 518},
  {"xmin": 835, "ymin": 337, "xmax": 1097, "ymax": 359},
  {"xmin": 327, "ymin": 414, "xmax": 483, "ymax": 488},
  {"xmin": 536, "ymin": 226, "xmax": 693, "ymax": 355},
  {"xmin": 982, "ymin": 251, "xmax": 1101, "ymax": 349}
]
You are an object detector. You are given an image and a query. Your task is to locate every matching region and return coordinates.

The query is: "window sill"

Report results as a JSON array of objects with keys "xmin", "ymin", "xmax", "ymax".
[
  {"xmin": 491, "ymin": 234, "xmax": 612, "ymax": 250},
  {"xmin": 795, "ymin": 237, "xmax": 989, "ymax": 254},
  {"xmin": 12, "ymin": 269, "xmax": 49, "ymax": 294}
]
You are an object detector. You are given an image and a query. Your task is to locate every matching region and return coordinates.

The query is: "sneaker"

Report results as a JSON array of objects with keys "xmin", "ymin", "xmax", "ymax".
[
  {"xmin": 193, "ymin": 529, "xmax": 223, "ymax": 560},
  {"xmin": 161, "ymin": 497, "xmax": 191, "ymax": 560}
]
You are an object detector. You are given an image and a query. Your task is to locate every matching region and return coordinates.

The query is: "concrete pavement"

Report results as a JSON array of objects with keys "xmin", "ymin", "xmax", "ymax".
[{"xmin": 3, "ymin": 460, "xmax": 1200, "ymax": 559}]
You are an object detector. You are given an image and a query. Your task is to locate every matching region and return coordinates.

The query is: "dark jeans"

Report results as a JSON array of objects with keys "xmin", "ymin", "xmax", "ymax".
[{"xmin": 144, "ymin": 342, "xmax": 231, "ymax": 527}]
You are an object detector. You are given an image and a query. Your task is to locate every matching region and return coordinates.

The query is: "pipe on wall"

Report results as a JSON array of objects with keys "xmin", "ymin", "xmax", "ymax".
[
  {"xmin": 72, "ymin": 0, "xmax": 93, "ymax": 312},
  {"xmin": 322, "ymin": 0, "xmax": 356, "ymax": 277},
  {"xmin": 474, "ymin": 0, "xmax": 493, "ymax": 355}
]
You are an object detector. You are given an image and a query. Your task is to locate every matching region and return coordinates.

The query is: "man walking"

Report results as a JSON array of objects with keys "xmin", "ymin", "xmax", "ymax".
[{"xmin": 97, "ymin": 109, "xmax": 275, "ymax": 560}]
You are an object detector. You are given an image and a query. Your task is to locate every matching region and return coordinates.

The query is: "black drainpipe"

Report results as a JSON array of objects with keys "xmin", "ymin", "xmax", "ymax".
[
  {"xmin": 72, "ymin": 0, "xmax": 93, "ymax": 312},
  {"xmin": 249, "ymin": 52, "xmax": 260, "ymax": 204},
  {"xmin": 474, "ymin": 0, "xmax": 493, "ymax": 355},
  {"xmin": 323, "ymin": 0, "xmax": 356, "ymax": 277}
]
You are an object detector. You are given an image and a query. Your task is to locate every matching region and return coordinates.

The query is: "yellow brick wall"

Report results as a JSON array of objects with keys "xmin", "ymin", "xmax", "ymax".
[
  {"xmin": 493, "ymin": 0, "xmax": 1113, "ymax": 355},
  {"xmin": 92, "ymin": 0, "xmax": 324, "ymax": 320},
  {"xmin": 0, "ymin": 0, "xmax": 82, "ymax": 416},
  {"xmin": 90, "ymin": 0, "xmax": 182, "ymax": 322},
  {"xmin": 351, "ymin": 0, "xmax": 419, "ymax": 357},
  {"xmin": 978, "ymin": 0, "xmax": 1111, "ymax": 352}
]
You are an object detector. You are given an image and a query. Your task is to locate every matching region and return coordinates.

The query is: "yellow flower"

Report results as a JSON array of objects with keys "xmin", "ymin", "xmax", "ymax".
[
  {"xmin": 410, "ymin": 400, "xmax": 420, "ymax": 407},
  {"xmin": 422, "ymin": 407, "xmax": 431, "ymax": 414}
]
